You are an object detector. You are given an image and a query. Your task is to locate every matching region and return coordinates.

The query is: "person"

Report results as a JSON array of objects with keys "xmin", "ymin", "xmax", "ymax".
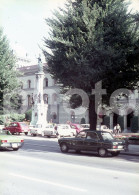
[{"xmin": 114, "ymin": 124, "xmax": 121, "ymax": 135}]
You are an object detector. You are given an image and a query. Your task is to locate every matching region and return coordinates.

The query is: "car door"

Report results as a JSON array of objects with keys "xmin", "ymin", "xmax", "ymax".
[
  {"xmin": 84, "ymin": 132, "xmax": 100, "ymax": 151},
  {"xmin": 72, "ymin": 131, "xmax": 87, "ymax": 150}
]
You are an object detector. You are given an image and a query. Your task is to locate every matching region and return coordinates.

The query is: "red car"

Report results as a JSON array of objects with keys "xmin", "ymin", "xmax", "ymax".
[
  {"xmin": 3, "ymin": 122, "xmax": 29, "ymax": 135},
  {"xmin": 70, "ymin": 123, "xmax": 84, "ymax": 133}
]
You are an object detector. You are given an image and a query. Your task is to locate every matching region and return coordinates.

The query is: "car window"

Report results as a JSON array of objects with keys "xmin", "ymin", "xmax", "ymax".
[
  {"xmin": 10, "ymin": 123, "xmax": 18, "ymax": 127},
  {"xmin": 101, "ymin": 132, "xmax": 114, "ymax": 141},
  {"xmin": 76, "ymin": 131, "xmax": 86, "ymax": 138},
  {"xmin": 86, "ymin": 132, "xmax": 99, "ymax": 140}
]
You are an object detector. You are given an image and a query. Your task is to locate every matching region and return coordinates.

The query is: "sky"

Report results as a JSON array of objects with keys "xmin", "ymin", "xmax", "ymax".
[{"xmin": 0, "ymin": 0, "xmax": 139, "ymax": 63}]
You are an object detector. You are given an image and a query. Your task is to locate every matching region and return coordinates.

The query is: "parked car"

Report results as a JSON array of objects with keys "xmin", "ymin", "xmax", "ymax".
[
  {"xmin": 0, "ymin": 130, "xmax": 24, "ymax": 151},
  {"xmin": 56, "ymin": 124, "xmax": 76, "ymax": 138},
  {"xmin": 30, "ymin": 124, "xmax": 44, "ymax": 136},
  {"xmin": 58, "ymin": 130, "xmax": 127, "ymax": 157},
  {"xmin": 81, "ymin": 124, "xmax": 90, "ymax": 130},
  {"xmin": 70, "ymin": 123, "xmax": 84, "ymax": 133},
  {"xmin": 96, "ymin": 125, "xmax": 113, "ymax": 134},
  {"xmin": 3, "ymin": 122, "xmax": 30, "ymax": 135},
  {"xmin": 43, "ymin": 124, "xmax": 57, "ymax": 137}
]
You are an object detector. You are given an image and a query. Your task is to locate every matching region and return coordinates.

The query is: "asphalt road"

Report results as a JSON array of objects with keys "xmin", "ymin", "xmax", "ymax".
[{"xmin": 0, "ymin": 135, "xmax": 139, "ymax": 195}]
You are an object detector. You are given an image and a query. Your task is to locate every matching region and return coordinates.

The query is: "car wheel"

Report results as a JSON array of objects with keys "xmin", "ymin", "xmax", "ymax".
[
  {"xmin": 25, "ymin": 132, "xmax": 28, "ymax": 135},
  {"xmin": 13, "ymin": 148, "xmax": 19, "ymax": 151},
  {"xmin": 60, "ymin": 143, "xmax": 68, "ymax": 153},
  {"xmin": 111, "ymin": 151, "xmax": 120, "ymax": 156},
  {"xmin": 32, "ymin": 134, "xmax": 36, "ymax": 136},
  {"xmin": 98, "ymin": 148, "xmax": 108, "ymax": 157},
  {"xmin": 76, "ymin": 150, "xmax": 80, "ymax": 153}
]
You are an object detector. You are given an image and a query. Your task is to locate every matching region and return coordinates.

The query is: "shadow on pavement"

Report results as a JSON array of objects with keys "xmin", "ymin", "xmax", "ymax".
[{"xmin": 0, "ymin": 135, "xmax": 139, "ymax": 163}]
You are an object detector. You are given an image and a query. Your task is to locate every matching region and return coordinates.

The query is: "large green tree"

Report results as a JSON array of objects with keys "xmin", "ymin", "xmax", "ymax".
[
  {"xmin": 43, "ymin": 0, "xmax": 139, "ymax": 129},
  {"xmin": 0, "ymin": 28, "xmax": 20, "ymax": 114}
]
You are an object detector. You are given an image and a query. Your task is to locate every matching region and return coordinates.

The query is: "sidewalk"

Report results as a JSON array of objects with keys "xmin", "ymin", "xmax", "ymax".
[{"xmin": 121, "ymin": 144, "xmax": 139, "ymax": 156}]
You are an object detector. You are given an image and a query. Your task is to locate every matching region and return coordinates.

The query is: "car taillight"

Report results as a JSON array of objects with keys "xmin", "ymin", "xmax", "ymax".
[
  {"xmin": 1, "ymin": 140, "xmax": 7, "ymax": 143},
  {"xmin": 21, "ymin": 140, "xmax": 24, "ymax": 142},
  {"xmin": 113, "ymin": 146, "xmax": 118, "ymax": 149}
]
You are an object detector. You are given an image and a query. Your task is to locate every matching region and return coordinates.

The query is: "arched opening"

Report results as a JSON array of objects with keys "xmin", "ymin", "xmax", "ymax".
[
  {"xmin": 43, "ymin": 94, "xmax": 48, "ymax": 104},
  {"xmin": 27, "ymin": 80, "xmax": 31, "ymax": 88},
  {"xmin": 45, "ymin": 78, "xmax": 48, "ymax": 87}
]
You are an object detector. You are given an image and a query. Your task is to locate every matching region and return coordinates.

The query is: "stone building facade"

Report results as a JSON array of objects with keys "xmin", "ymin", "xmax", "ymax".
[{"xmin": 18, "ymin": 64, "xmax": 89, "ymax": 124}]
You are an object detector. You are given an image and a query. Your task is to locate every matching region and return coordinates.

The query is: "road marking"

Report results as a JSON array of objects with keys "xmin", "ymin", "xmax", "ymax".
[{"xmin": 9, "ymin": 173, "xmax": 87, "ymax": 192}]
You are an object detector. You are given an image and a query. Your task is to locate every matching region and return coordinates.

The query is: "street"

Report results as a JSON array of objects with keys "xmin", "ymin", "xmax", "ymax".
[{"xmin": 0, "ymin": 135, "xmax": 139, "ymax": 195}]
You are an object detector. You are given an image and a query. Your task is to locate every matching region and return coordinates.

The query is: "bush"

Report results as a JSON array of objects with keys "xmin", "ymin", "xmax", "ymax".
[
  {"xmin": 0, "ymin": 114, "xmax": 25, "ymax": 126},
  {"xmin": 131, "ymin": 116, "xmax": 138, "ymax": 133},
  {"xmin": 25, "ymin": 109, "xmax": 32, "ymax": 121}
]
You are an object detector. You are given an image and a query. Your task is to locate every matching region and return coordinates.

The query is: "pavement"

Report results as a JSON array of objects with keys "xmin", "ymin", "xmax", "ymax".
[{"xmin": 121, "ymin": 144, "xmax": 139, "ymax": 156}]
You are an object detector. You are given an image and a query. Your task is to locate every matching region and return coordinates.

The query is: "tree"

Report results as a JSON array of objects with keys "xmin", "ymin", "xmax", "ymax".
[
  {"xmin": 43, "ymin": 0, "xmax": 139, "ymax": 129},
  {"xmin": 0, "ymin": 28, "xmax": 20, "ymax": 114}
]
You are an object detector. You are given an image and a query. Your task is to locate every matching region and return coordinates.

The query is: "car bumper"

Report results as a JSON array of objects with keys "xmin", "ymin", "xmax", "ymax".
[
  {"xmin": 0, "ymin": 142, "xmax": 24, "ymax": 149},
  {"xmin": 107, "ymin": 148, "xmax": 124, "ymax": 152}
]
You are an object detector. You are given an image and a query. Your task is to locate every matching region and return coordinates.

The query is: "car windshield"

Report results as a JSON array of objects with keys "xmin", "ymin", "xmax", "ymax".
[{"xmin": 101, "ymin": 132, "xmax": 114, "ymax": 141}]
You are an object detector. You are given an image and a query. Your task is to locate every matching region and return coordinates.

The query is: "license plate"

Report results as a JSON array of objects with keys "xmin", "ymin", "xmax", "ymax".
[
  {"xmin": 12, "ymin": 143, "xmax": 18, "ymax": 148},
  {"xmin": 118, "ymin": 145, "xmax": 123, "ymax": 149}
]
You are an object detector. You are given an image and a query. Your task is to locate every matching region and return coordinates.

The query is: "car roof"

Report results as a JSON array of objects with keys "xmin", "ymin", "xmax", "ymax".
[{"xmin": 80, "ymin": 130, "xmax": 110, "ymax": 134}]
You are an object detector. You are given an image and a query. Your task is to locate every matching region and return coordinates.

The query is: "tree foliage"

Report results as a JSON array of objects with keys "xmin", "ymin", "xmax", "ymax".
[
  {"xmin": 43, "ymin": 0, "xmax": 139, "ymax": 128},
  {"xmin": 0, "ymin": 28, "xmax": 20, "ymax": 113}
]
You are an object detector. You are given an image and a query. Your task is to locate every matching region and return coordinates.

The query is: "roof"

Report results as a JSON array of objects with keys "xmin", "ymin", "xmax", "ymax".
[{"xmin": 17, "ymin": 63, "xmax": 48, "ymax": 76}]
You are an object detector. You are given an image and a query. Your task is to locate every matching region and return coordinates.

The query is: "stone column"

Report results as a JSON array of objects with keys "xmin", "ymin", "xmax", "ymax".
[
  {"xmin": 123, "ymin": 115, "xmax": 127, "ymax": 132},
  {"xmin": 110, "ymin": 113, "xmax": 113, "ymax": 130}
]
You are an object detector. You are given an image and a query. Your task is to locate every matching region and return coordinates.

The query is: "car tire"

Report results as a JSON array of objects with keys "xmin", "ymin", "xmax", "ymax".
[
  {"xmin": 60, "ymin": 143, "xmax": 68, "ymax": 153},
  {"xmin": 32, "ymin": 134, "xmax": 36, "ymax": 136},
  {"xmin": 76, "ymin": 150, "xmax": 81, "ymax": 153},
  {"xmin": 98, "ymin": 148, "xmax": 108, "ymax": 157},
  {"xmin": 25, "ymin": 132, "xmax": 28, "ymax": 135},
  {"xmin": 111, "ymin": 151, "xmax": 120, "ymax": 156},
  {"xmin": 13, "ymin": 148, "xmax": 19, "ymax": 151}
]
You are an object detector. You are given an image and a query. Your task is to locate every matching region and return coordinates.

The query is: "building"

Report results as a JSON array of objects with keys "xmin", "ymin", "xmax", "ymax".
[{"xmin": 18, "ymin": 63, "xmax": 89, "ymax": 124}]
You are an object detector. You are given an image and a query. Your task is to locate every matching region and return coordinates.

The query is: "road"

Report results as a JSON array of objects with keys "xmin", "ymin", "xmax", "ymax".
[{"xmin": 0, "ymin": 135, "xmax": 139, "ymax": 195}]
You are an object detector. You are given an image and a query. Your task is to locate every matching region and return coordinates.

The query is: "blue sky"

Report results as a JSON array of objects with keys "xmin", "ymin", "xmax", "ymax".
[{"xmin": 0, "ymin": 0, "xmax": 139, "ymax": 63}]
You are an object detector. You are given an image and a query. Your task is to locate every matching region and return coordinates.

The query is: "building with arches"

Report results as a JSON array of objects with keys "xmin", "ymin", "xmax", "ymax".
[{"xmin": 18, "ymin": 63, "xmax": 89, "ymax": 124}]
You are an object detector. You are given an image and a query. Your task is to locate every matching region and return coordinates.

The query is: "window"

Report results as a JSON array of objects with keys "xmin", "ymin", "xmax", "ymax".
[
  {"xmin": 45, "ymin": 78, "xmax": 48, "ymax": 87},
  {"xmin": 27, "ymin": 95, "xmax": 31, "ymax": 106},
  {"xmin": 76, "ymin": 131, "xmax": 87, "ymax": 138},
  {"xmin": 43, "ymin": 94, "xmax": 48, "ymax": 104},
  {"xmin": 86, "ymin": 132, "xmax": 99, "ymax": 140},
  {"xmin": 27, "ymin": 80, "xmax": 31, "ymax": 88}
]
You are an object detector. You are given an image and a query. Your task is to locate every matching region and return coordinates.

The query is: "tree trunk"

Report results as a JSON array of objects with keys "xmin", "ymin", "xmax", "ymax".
[{"xmin": 89, "ymin": 96, "xmax": 97, "ymax": 130}]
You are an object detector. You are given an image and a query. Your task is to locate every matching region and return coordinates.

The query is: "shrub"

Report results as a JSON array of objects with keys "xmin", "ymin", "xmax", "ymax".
[{"xmin": 25, "ymin": 109, "xmax": 32, "ymax": 121}]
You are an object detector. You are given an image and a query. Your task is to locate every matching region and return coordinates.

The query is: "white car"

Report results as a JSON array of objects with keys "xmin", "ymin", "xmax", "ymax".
[
  {"xmin": 56, "ymin": 124, "xmax": 76, "ymax": 138},
  {"xmin": 30, "ymin": 124, "xmax": 44, "ymax": 136},
  {"xmin": 96, "ymin": 125, "xmax": 113, "ymax": 133},
  {"xmin": 43, "ymin": 124, "xmax": 57, "ymax": 137},
  {"xmin": 81, "ymin": 124, "xmax": 90, "ymax": 130}
]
